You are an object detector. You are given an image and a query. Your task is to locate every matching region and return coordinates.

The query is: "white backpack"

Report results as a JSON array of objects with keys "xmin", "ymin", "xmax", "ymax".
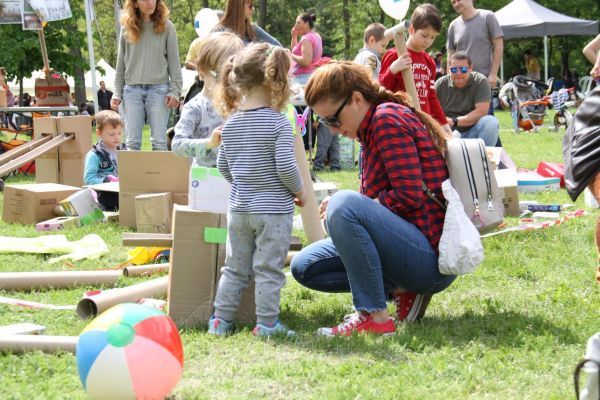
[{"xmin": 445, "ymin": 138, "xmax": 504, "ymax": 234}]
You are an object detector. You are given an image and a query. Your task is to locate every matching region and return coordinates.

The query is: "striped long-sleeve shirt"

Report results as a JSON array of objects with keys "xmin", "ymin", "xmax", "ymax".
[{"xmin": 217, "ymin": 107, "xmax": 303, "ymax": 214}]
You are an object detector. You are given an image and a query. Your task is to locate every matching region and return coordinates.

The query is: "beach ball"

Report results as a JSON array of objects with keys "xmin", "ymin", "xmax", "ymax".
[{"xmin": 76, "ymin": 303, "xmax": 184, "ymax": 400}]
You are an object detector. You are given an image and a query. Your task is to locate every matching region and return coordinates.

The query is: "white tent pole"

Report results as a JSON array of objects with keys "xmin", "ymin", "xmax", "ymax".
[
  {"xmin": 544, "ymin": 36, "xmax": 549, "ymax": 83},
  {"xmin": 84, "ymin": 0, "xmax": 99, "ymax": 114}
]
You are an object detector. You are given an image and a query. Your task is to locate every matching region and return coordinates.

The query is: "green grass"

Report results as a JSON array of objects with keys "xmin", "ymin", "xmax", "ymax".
[{"xmin": 1, "ymin": 111, "xmax": 598, "ymax": 399}]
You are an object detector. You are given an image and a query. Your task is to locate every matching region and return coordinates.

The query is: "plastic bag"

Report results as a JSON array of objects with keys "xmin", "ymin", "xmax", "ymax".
[{"xmin": 437, "ymin": 179, "xmax": 484, "ymax": 275}]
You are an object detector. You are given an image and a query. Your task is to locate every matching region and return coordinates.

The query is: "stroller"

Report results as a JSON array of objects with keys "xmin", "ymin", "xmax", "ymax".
[{"xmin": 499, "ymin": 75, "xmax": 549, "ymax": 132}]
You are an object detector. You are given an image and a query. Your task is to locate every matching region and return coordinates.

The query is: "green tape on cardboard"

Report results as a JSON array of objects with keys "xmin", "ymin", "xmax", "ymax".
[
  {"xmin": 204, "ymin": 227, "xmax": 228, "ymax": 244},
  {"xmin": 191, "ymin": 167, "xmax": 221, "ymax": 180}
]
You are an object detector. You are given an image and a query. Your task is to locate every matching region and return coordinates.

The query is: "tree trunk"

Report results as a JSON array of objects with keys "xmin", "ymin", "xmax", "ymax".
[
  {"xmin": 342, "ymin": 0, "xmax": 350, "ymax": 59},
  {"xmin": 258, "ymin": 0, "xmax": 267, "ymax": 28},
  {"xmin": 203, "ymin": 0, "xmax": 209, "ymax": 7}
]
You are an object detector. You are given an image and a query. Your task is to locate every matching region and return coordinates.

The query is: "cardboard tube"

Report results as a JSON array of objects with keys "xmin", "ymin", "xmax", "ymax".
[
  {"xmin": 123, "ymin": 263, "xmax": 170, "ymax": 277},
  {"xmin": 392, "ymin": 24, "xmax": 421, "ymax": 111},
  {"xmin": 0, "ymin": 270, "xmax": 122, "ymax": 291},
  {"xmin": 0, "ymin": 335, "xmax": 77, "ymax": 353},
  {"xmin": 122, "ymin": 233, "xmax": 173, "ymax": 247},
  {"xmin": 76, "ymin": 276, "xmax": 169, "ymax": 319},
  {"xmin": 293, "ymin": 133, "xmax": 326, "ymax": 243}
]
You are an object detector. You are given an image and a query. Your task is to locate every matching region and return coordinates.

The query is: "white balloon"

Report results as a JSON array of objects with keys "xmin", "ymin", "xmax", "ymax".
[
  {"xmin": 194, "ymin": 8, "xmax": 220, "ymax": 39},
  {"xmin": 379, "ymin": 0, "xmax": 411, "ymax": 20}
]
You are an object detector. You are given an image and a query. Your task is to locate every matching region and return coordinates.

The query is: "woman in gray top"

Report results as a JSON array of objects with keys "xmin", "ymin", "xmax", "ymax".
[
  {"xmin": 211, "ymin": 0, "xmax": 282, "ymax": 47},
  {"xmin": 111, "ymin": 0, "xmax": 182, "ymax": 151}
]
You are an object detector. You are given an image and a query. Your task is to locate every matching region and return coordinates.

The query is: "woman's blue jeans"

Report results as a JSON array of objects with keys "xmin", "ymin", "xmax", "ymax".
[
  {"xmin": 290, "ymin": 190, "xmax": 455, "ymax": 313},
  {"xmin": 122, "ymin": 83, "xmax": 169, "ymax": 150}
]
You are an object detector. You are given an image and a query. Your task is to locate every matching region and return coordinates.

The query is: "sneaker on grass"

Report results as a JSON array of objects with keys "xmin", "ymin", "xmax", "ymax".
[
  {"xmin": 393, "ymin": 291, "xmax": 432, "ymax": 322},
  {"xmin": 207, "ymin": 315, "xmax": 233, "ymax": 336},
  {"xmin": 317, "ymin": 311, "xmax": 395, "ymax": 337},
  {"xmin": 252, "ymin": 321, "xmax": 295, "ymax": 337}
]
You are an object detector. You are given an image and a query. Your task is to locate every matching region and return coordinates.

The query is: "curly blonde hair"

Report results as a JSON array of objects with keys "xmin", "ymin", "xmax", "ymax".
[
  {"xmin": 195, "ymin": 32, "xmax": 245, "ymax": 77},
  {"xmin": 216, "ymin": 43, "xmax": 291, "ymax": 117},
  {"xmin": 305, "ymin": 61, "xmax": 450, "ymax": 154},
  {"xmin": 120, "ymin": 0, "xmax": 170, "ymax": 43}
]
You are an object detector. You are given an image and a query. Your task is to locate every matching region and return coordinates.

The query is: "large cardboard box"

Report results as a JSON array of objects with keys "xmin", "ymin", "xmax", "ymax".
[
  {"xmin": 494, "ymin": 169, "xmax": 520, "ymax": 217},
  {"xmin": 34, "ymin": 116, "xmax": 92, "ymax": 187},
  {"xmin": 118, "ymin": 151, "xmax": 190, "ymax": 227},
  {"xmin": 167, "ymin": 205, "xmax": 255, "ymax": 328},
  {"xmin": 136, "ymin": 192, "xmax": 172, "ymax": 233},
  {"xmin": 2, "ymin": 183, "xmax": 80, "ymax": 224}
]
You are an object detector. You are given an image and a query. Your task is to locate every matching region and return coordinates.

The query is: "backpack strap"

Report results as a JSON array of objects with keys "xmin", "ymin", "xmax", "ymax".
[
  {"xmin": 422, "ymin": 182, "xmax": 446, "ymax": 210},
  {"xmin": 574, "ymin": 358, "xmax": 600, "ymax": 400}
]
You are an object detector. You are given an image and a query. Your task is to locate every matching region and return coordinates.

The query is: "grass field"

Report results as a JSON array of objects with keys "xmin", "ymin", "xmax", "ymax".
[{"xmin": 0, "ymin": 110, "xmax": 598, "ymax": 399}]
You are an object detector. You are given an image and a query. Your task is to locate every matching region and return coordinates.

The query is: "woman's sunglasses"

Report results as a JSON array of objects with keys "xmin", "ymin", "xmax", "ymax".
[
  {"xmin": 450, "ymin": 66, "xmax": 469, "ymax": 74},
  {"xmin": 319, "ymin": 95, "xmax": 351, "ymax": 128}
]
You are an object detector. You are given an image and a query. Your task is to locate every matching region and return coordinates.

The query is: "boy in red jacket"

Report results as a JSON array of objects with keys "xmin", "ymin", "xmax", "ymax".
[{"xmin": 379, "ymin": 4, "xmax": 450, "ymax": 133}]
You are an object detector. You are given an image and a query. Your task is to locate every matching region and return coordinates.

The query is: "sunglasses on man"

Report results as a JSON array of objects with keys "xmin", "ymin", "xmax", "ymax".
[
  {"xmin": 449, "ymin": 66, "xmax": 470, "ymax": 74},
  {"xmin": 318, "ymin": 95, "xmax": 351, "ymax": 128}
]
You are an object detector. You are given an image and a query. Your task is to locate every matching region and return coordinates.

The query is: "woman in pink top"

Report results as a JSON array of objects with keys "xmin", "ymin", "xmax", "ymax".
[{"xmin": 290, "ymin": 12, "xmax": 323, "ymax": 85}]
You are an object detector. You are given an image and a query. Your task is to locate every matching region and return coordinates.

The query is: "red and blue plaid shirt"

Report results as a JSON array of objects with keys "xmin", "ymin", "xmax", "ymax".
[{"xmin": 358, "ymin": 103, "xmax": 448, "ymax": 250}]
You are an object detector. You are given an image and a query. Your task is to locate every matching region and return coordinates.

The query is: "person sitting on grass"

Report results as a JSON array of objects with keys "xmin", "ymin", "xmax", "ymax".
[{"xmin": 83, "ymin": 110, "xmax": 126, "ymax": 211}]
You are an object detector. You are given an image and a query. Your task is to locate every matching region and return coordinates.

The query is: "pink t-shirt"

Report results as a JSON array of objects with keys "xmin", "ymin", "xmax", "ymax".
[{"xmin": 292, "ymin": 31, "xmax": 323, "ymax": 76}]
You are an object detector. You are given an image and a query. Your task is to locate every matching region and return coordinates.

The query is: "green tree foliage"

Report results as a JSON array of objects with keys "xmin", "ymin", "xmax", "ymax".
[{"xmin": 0, "ymin": 0, "xmax": 598, "ymax": 101}]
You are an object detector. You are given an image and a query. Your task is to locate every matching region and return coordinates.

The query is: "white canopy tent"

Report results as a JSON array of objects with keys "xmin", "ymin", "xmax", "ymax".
[{"xmin": 495, "ymin": 0, "xmax": 599, "ymax": 82}]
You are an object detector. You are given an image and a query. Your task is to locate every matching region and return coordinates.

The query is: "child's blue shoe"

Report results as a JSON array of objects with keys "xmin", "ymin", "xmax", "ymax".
[
  {"xmin": 252, "ymin": 321, "xmax": 295, "ymax": 337},
  {"xmin": 207, "ymin": 315, "xmax": 233, "ymax": 336}
]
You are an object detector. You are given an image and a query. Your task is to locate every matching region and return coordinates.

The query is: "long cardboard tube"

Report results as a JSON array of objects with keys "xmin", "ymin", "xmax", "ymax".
[
  {"xmin": 123, "ymin": 263, "xmax": 170, "ymax": 277},
  {"xmin": 122, "ymin": 233, "xmax": 173, "ymax": 247},
  {"xmin": 0, "ymin": 270, "xmax": 122, "ymax": 291},
  {"xmin": 293, "ymin": 133, "xmax": 325, "ymax": 243},
  {"xmin": 0, "ymin": 335, "xmax": 77, "ymax": 353},
  {"xmin": 392, "ymin": 23, "xmax": 421, "ymax": 111},
  {"xmin": 0, "ymin": 133, "xmax": 73, "ymax": 178},
  {"xmin": 0, "ymin": 135, "xmax": 52, "ymax": 166},
  {"xmin": 76, "ymin": 276, "xmax": 169, "ymax": 319}
]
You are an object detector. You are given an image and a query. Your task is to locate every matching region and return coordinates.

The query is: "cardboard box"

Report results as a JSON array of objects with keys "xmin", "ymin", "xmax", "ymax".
[
  {"xmin": 189, "ymin": 166, "xmax": 230, "ymax": 214},
  {"xmin": 35, "ymin": 216, "xmax": 80, "ymax": 231},
  {"xmin": 167, "ymin": 205, "xmax": 255, "ymax": 328},
  {"xmin": 494, "ymin": 169, "xmax": 519, "ymax": 217},
  {"xmin": 2, "ymin": 183, "xmax": 80, "ymax": 224},
  {"xmin": 136, "ymin": 192, "xmax": 172, "ymax": 233},
  {"xmin": 34, "ymin": 116, "xmax": 93, "ymax": 187},
  {"xmin": 517, "ymin": 170, "xmax": 560, "ymax": 193},
  {"xmin": 485, "ymin": 147, "xmax": 517, "ymax": 170},
  {"xmin": 313, "ymin": 182, "xmax": 338, "ymax": 205},
  {"xmin": 536, "ymin": 161, "xmax": 565, "ymax": 187},
  {"xmin": 118, "ymin": 151, "xmax": 190, "ymax": 227}
]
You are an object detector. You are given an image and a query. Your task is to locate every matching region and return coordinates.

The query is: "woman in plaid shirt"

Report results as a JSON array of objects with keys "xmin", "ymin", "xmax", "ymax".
[{"xmin": 291, "ymin": 61, "xmax": 456, "ymax": 336}]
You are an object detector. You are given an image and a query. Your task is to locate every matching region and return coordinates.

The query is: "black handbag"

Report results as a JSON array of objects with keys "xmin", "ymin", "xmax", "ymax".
[{"xmin": 563, "ymin": 86, "xmax": 600, "ymax": 201}]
